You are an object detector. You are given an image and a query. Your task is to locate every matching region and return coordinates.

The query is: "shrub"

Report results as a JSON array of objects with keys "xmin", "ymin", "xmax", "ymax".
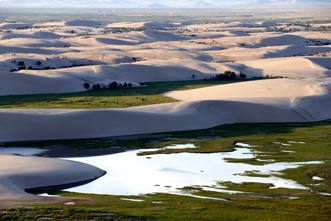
[
  {"xmin": 128, "ymin": 83, "xmax": 133, "ymax": 88},
  {"xmin": 239, "ymin": 71, "xmax": 246, "ymax": 79},
  {"xmin": 28, "ymin": 65, "xmax": 33, "ymax": 70},
  {"xmin": 123, "ymin": 82, "xmax": 128, "ymax": 88},
  {"xmin": 36, "ymin": 61, "xmax": 41, "ymax": 65},
  {"xmin": 109, "ymin": 81, "xmax": 118, "ymax": 89},
  {"xmin": 44, "ymin": 66, "xmax": 49, "ymax": 70},
  {"xmin": 215, "ymin": 71, "xmax": 236, "ymax": 80},
  {"xmin": 18, "ymin": 65, "xmax": 25, "ymax": 70},
  {"xmin": 92, "ymin": 84, "xmax": 100, "ymax": 90},
  {"xmin": 18, "ymin": 61, "xmax": 25, "ymax": 66},
  {"xmin": 83, "ymin": 83, "xmax": 90, "ymax": 89}
]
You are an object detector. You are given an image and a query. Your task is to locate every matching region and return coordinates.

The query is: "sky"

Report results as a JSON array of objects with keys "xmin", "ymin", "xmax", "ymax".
[{"xmin": 0, "ymin": 0, "xmax": 329, "ymax": 8}]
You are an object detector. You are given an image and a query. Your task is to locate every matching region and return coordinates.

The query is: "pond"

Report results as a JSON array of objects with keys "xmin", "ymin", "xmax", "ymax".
[{"xmin": 63, "ymin": 143, "xmax": 322, "ymax": 196}]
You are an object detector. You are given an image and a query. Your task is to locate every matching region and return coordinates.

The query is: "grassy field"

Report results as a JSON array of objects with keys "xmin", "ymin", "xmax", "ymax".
[
  {"xmin": 1, "ymin": 122, "xmax": 330, "ymax": 220},
  {"xmin": 0, "ymin": 79, "xmax": 251, "ymax": 109}
]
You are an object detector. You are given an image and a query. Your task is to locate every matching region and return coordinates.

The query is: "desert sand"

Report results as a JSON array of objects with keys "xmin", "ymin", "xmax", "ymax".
[
  {"xmin": 0, "ymin": 19, "xmax": 331, "ymax": 205},
  {"xmin": 0, "ymin": 153, "xmax": 105, "ymax": 208}
]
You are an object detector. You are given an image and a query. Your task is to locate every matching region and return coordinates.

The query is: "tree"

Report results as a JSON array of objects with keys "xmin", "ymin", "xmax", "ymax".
[
  {"xmin": 83, "ymin": 83, "xmax": 90, "ymax": 89},
  {"xmin": 239, "ymin": 71, "xmax": 246, "ymax": 79},
  {"xmin": 109, "ymin": 81, "xmax": 118, "ymax": 89},
  {"xmin": 92, "ymin": 84, "xmax": 100, "ymax": 90},
  {"xmin": 215, "ymin": 71, "xmax": 236, "ymax": 80}
]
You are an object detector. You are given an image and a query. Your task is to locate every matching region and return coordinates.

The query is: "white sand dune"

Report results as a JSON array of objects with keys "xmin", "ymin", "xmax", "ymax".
[
  {"xmin": 0, "ymin": 23, "xmax": 33, "ymax": 29},
  {"xmin": 0, "ymin": 71, "xmax": 86, "ymax": 95},
  {"xmin": 260, "ymin": 34, "xmax": 309, "ymax": 47},
  {"xmin": 108, "ymin": 22, "xmax": 178, "ymax": 29},
  {"xmin": 140, "ymin": 30, "xmax": 190, "ymax": 42},
  {"xmin": 0, "ymin": 38, "xmax": 71, "ymax": 48},
  {"xmin": 0, "ymin": 78, "xmax": 330, "ymax": 142},
  {"xmin": 0, "ymin": 19, "xmax": 331, "ymax": 206},
  {"xmin": 1, "ymin": 32, "xmax": 61, "ymax": 40},
  {"xmin": 0, "ymin": 45, "xmax": 57, "ymax": 55},
  {"xmin": 65, "ymin": 20, "xmax": 105, "ymax": 27},
  {"xmin": 1, "ymin": 56, "xmax": 330, "ymax": 95},
  {"xmin": 242, "ymin": 57, "xmax": 331, "ymax": 78},
  {"xmin": 0, "ymin": 64, "xmax": 208, "ymax": 95},
  {"xmin": 0, "ymin": 153, "xmax": 105, "ymax": 204}
]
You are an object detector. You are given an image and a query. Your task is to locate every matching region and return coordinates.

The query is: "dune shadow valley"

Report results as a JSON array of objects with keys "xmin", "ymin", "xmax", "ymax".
[{"xmin": 0, "ymin": 2, "xmax": 331, "ymax": 220}]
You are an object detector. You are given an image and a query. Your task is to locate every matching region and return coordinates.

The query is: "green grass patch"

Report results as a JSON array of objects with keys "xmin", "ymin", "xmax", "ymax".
[
  {"xmin": 3, "ymin": 122, "xmax": 331, "ymax": 220},
  {"xmin": 15, "ymin": 190, "xmax": 331, "ymax": 221},
  {"xmin": 0, "ymin": 207, "xmax": 140, "ymax": 220},
  {"xmin": 0, "ymin": 79, "xmax": 253, "ymax": 109}
]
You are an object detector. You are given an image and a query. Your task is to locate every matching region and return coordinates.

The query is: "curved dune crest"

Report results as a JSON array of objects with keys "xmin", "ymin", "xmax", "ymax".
[
  {"xmin": 0, "ymin": 23, "xmax": 33, "ymax": 29},
  {"xmin": 65, "ymin": 20, "xmax": 105, "ymax": 27},
  {"xmin": 0, "ymin": 64, "xmax": 208, "ymax": 96},
  {"xmin": 0, "ymin": 78, "xmax": 330, "ymax": 143},
  {"xmin": 0, "ymin": 154, "xmax": 105, "ymax": 201},
  {"xmin": 108, "ymin": 22, "xmax": 178, "ymax": 29}
]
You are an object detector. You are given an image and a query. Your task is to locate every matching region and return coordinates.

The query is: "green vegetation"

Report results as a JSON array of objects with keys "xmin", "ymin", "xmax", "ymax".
[
  {"xmin": 13, "ymin": 189, "xmax": 330, "ymax": 220},
  {"xmin": 1, "ymin": 122, "xmax": 331, "ymax": 220},
  {"xmin": 0, "ymin": 79, "xmax": 253, "ymax": 109},
  {"xmin": 0, "ymin": 207, "xmax": 140, "ymax": 220}
]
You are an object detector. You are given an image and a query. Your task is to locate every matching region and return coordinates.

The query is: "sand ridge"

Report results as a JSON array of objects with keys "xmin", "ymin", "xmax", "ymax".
[
  {"xmin": 0, "ymin": 19, "xmax": 331, "ymax": 206},
  {"xmin": 0, "ymin": 153, "xmax": 105, "ymax": 207}
]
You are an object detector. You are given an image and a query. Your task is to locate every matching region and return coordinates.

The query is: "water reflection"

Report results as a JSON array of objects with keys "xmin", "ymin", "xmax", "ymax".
[{"xmin": 64, "ymin": 145, "xmax": 322, "ymax": 196}]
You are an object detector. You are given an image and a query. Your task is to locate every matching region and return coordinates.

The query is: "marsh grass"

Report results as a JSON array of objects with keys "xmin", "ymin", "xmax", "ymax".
[
  {"xmin": 17, "ymin": 190, "xmax": 331, "ymax": 220},
  {"xmin": 3, "ymin": 122, "xmax": 331, "ymax": 220}
]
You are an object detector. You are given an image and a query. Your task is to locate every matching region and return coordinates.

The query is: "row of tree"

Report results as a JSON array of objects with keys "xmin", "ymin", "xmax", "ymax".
[
  {"xmin": 215, "ymin": 71, "xmax": 246, "ymax": 80},
  {"xmin": 84, "ymin": 81, "xmax": 133, "ymax": 90}
]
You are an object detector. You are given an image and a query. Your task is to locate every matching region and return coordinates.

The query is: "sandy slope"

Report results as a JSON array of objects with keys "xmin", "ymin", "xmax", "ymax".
[
  {"xmin": 0, "ymin": 20, "xmax": 331, "ymax": 206},
  {"xmin": 1, "ymin": 78, "xmax": 330, "ymax": 143},
  {"xmin": 0, "ymin": 154, "xmax": 105, "ymax": 207}
]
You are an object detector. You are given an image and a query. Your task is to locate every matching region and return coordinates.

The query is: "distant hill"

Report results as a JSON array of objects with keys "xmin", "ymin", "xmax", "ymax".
[
  {"xmin": 146, "ymin": 3, "xmax": 169, "ymax": 8},
  {"xmin": 195, "ymin": 1, "xmax": 212, "ymax": 7},
  {"xmin": 1, "ymin": 0, "xmax": 330, "ymax": 8}
]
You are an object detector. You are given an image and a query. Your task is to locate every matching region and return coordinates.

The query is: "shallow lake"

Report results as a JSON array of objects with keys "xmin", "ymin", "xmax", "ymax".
[{"xmin": 63, "ymin": 143, "xmax": 321, "ymax": 196}]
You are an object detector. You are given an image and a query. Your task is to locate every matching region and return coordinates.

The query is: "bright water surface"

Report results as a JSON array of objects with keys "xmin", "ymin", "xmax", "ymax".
[{"xmin": 64, "ymin": 143, "xmax": 322, "ymax": 196}]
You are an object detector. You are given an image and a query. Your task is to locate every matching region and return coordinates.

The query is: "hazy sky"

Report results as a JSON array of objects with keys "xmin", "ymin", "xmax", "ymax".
[{"xmin": 0, "ymin": 0, "xmax": 328, "ymax": 8}]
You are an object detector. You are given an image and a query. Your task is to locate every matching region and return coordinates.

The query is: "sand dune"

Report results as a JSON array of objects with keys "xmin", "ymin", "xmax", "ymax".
[
  {"xmin": 1, "ymin": 31, "xmax": 61, "ymax": 40},
  {"xmin": 242, "ymin": 57, "xmax": 331, "ymax": 78},
  {"xmin": 0, "ymin": 23, "xmax": 32, "ymax": 29},
  {"xmin": 0, "ymin": 153, "xmax": 105, "ymax": 205},
  {"xmin": 140, "ymin": 30, "xmax": 190, "ymax": 42},
  {"xmin": 1, "ymin": 20, "xmax": 331, "ymax": 204},
  {"xmin": 0, "ymin": 38, "xmax": 71, "ymax": 48},
  {"xmin": 0, "ymin": 63, "xmax": 209, "ymax": 95},
  {"xmin": 1, "ymin": 55, "xmax": 330, "ymax": 95},
  {"xmin": 0, "ymin": 78, "xmax": 330, "ymax": 142},
  {"xmin": 108, "ymin": 22, "xmax": 178, "ymax": 29},
  {"xmin": 65, "ymin": 20, "xmax": 105, "ymax": 27}
]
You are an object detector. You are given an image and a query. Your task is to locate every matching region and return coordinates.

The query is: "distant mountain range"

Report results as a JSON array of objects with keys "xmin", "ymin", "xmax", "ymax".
[{"xmin": 0, "ymin": 0, "xmax": 330, "ymax": 8}]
